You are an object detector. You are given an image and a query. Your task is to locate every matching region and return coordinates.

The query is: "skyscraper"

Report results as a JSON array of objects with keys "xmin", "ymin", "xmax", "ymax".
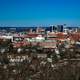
[
  {"xmin": 49, "ymin": 25, "xmax": 57, "ymax": 32},
  {"xmin": 57, "ymin": 25, "xmax": 63, "ymax": 32}
]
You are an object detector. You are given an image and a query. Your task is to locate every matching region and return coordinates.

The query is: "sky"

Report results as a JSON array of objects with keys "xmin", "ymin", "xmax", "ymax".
[{"xmin": 0, "ymin": 0, "xmax": 80, "ymax": 27}]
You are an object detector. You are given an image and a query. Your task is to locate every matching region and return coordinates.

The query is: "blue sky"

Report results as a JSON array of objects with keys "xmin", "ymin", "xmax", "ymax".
[{"xmin": 0, "ymin": 0, "xmax": 80, "ymax": 26}]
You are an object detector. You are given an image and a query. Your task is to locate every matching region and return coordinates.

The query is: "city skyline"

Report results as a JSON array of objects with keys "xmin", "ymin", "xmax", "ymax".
[{"xmin": 0, "ymin": 0, "xmax": 80, "ymax": 27}]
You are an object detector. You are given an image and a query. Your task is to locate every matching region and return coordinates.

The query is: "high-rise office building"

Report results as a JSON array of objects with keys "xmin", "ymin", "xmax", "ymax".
[
  {"xmin": 49, "ymin": 25, "xmax": 57, "ymax": 32},
  {"xmin": 57, "ymin": 25, "xmax": 63, "ymax": 32}
]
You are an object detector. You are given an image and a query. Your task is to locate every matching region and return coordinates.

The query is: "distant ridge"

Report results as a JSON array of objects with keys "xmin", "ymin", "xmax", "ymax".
[{"xmin": 0, "ymin": 27, "xmax": 50, "ymax": 32}]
